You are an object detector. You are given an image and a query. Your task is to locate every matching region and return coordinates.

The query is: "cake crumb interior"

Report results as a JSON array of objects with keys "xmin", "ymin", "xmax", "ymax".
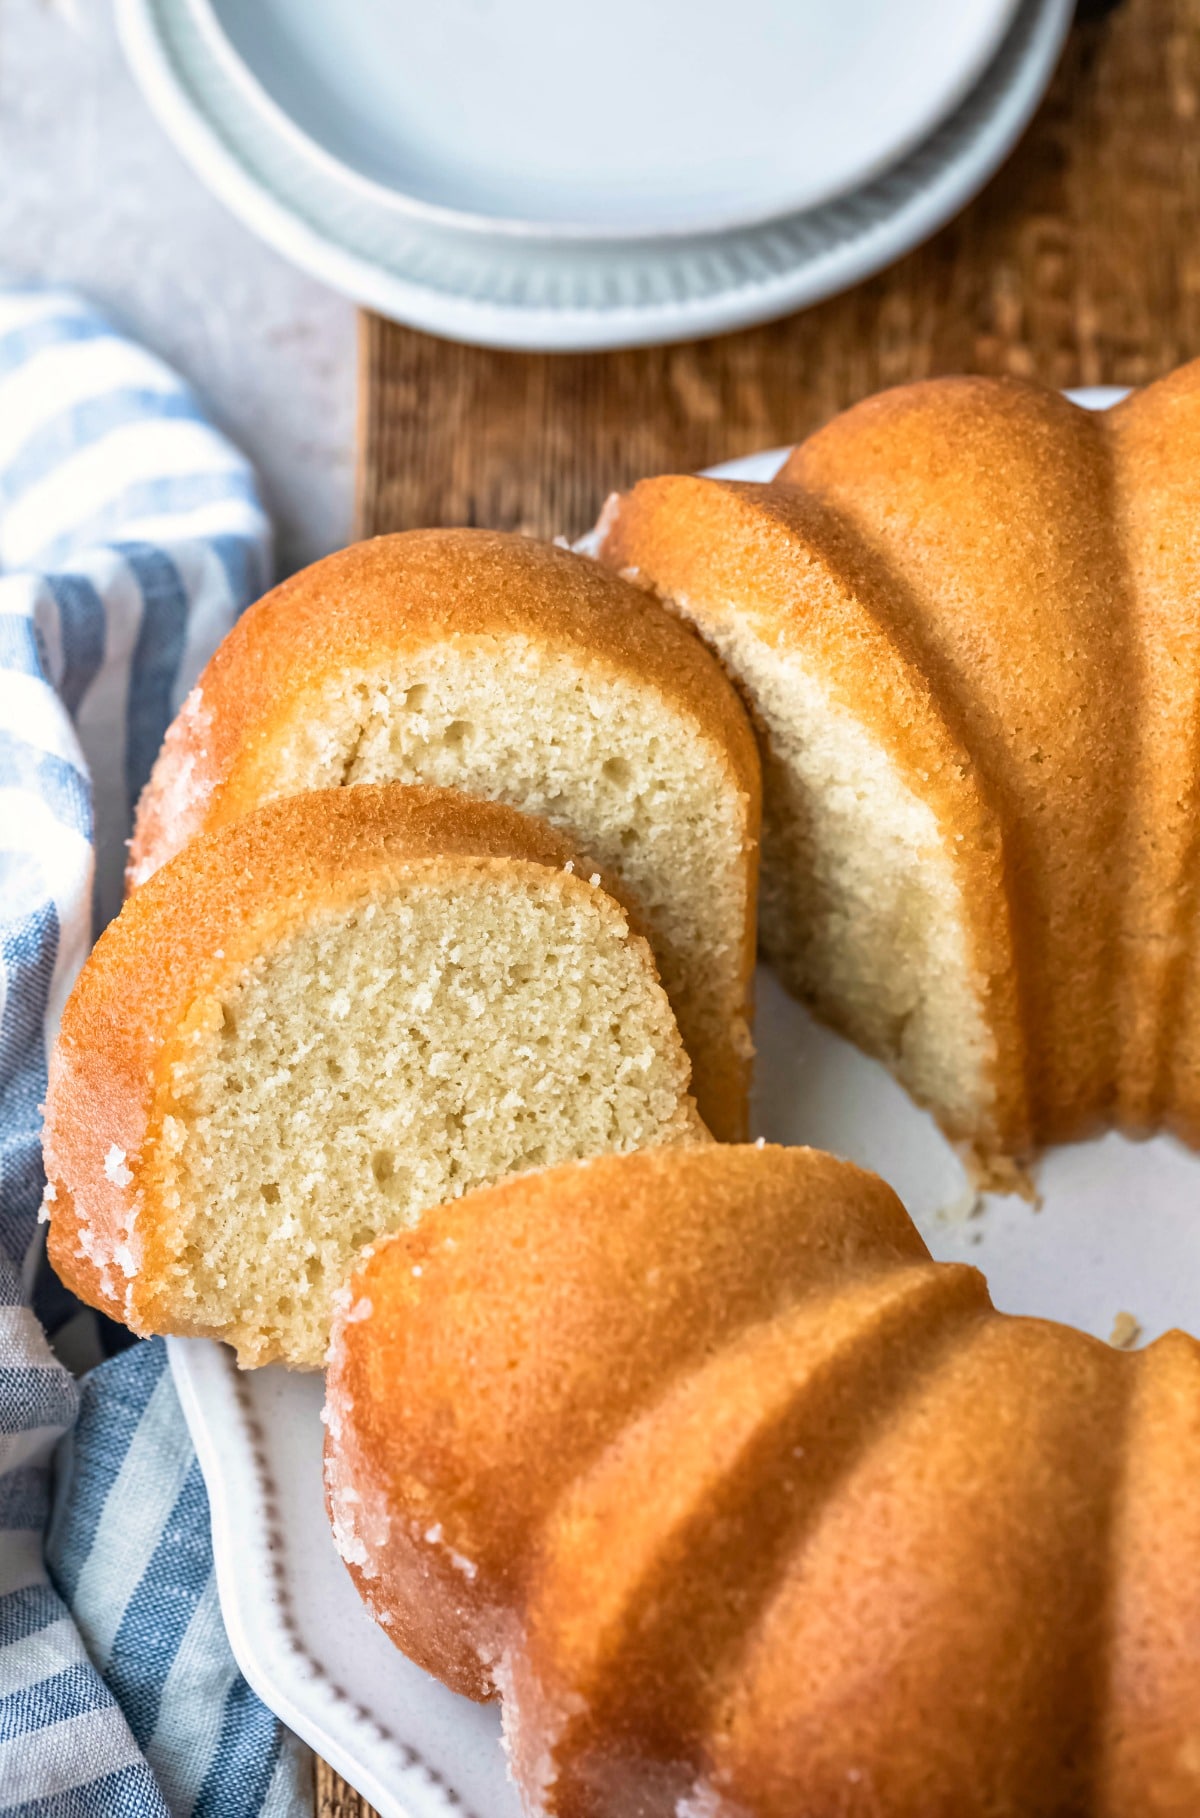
[
  {"xmin": 153, "ymin": 871, "xmax": 701, "ymax": 1367},
  {"xmin": 241, "ymin": 639, "xmax": 751, "ymax": 1129}
]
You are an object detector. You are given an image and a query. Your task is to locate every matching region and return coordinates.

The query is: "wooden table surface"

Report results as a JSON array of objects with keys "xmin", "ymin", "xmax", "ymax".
[{"xmin": 326, "ymin": 0, "xmax": 1190, "ymax": 1809}]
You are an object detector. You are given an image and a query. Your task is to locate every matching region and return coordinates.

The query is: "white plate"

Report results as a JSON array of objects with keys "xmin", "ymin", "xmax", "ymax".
[
  {"xmin": 193, "ymin": 0, "xmax": 1020, "ymax": 239},
  {"xmin": 170, "ymin": 391, "xmax": 1200, "ymax": 1818},
  {"xmin": 117, "ymin": 0, "xmax": 1072, "ymax": 349}
]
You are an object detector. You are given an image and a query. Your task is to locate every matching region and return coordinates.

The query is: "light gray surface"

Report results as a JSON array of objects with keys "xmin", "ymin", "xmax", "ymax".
[{"xmin": 0, "ymin": 0, "xmax": 355, "ymax": 574}]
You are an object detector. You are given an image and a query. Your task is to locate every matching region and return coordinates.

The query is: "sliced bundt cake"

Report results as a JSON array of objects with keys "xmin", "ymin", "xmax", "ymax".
[
  {"xmin": 128, "ymin": 529, "xmax": 760, "ymax": 1140},
  {"xmin": 43, "ymin": 785, "xmax": 706, "ymax": 1367},
  {"xmin": 596, "ymin": 364, "xmax": 1200, "ymax": 1171},
  {"xmin": 325, "ymin": 1144, "xmax": 1200, "ymax": 1818}
]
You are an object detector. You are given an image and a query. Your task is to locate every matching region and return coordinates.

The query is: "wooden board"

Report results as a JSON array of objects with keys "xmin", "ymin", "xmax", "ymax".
[
  {"xmin": 315, "ymin": 1763, "xmax": 372, "ymax": 1818},
  {"xmin": 329, "ymin": 0, "xmax": 1187, "ymax": 1811}
]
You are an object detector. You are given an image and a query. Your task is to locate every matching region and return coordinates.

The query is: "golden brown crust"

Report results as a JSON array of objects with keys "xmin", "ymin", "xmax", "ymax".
[
  {"xmin": 781, "ymin": 376, "xmax": 1134, "ymax": 1149},
  {"xmin": 710, "ymin": 1314, "xmax": 1133, "ymax": 1817},
  {"xmin": 325, "ymin": 1143, "xmax": 1200, "ymax": 1818},
  {"xmin": 601, "ymin": 471, "xmax": 1030, "ymax": 1160},
  {"xmin": 1103, "ymin": 363, "xmax": 1200, "ymax": 1141},
  {"xmin": 132, "ymin": 530, "xmax": 757, "ymax": 878},
  {"xmin": 43, "ymin": 782, "xmax": 674, "ymax": 1331},
  {"xmin": 601, "ymin": 366, "xmax": 1200, "ymax": 1161},
  {"xmin": 1101, "ymin": 1332, "xmax": 1200, "ymax": 1814},
  {"xmin": 128, "ymin": 527, "xmax": 760, "ymax": 1143},
  {"xmin": 324, "ymin": 1144, "xmax": 933, "ymax": 1699}
]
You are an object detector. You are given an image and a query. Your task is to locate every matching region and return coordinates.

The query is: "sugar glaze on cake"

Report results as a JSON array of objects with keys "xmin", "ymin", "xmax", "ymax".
[{"xmin": 325, "ymin": 1145, "xmax": 1200, "ymax": 1818}]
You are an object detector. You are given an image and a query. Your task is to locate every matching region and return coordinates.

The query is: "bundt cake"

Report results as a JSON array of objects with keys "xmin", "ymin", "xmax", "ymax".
[
  {"xmin": 596, "ymin": 365, "xmax": 1200, "ymax": 1173},
  {"xmin": 42, "ymin": 784, "xmax": 706, "ymax": 1367},
  {"xmin": 325, "ymin": 1144, "xmax": 1200, "ymax": 1818},
  {"xmin": 128, "ymin": 528, "xmax": 760, "ymax": 1141}
]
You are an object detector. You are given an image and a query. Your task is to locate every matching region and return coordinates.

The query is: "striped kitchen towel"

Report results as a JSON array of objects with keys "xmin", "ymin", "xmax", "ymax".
[{"xmin": 0, "ymin": 286, "xmax": 310, "ymax": 1815}]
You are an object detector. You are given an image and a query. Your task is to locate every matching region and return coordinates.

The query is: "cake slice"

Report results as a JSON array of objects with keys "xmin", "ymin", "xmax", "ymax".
[
  {"xmin": 128, "ymin": 529, "xmax": 760, "ymax": 1141},
  {"xmin": 596, "ymin": 469, "xmax": 1031, "ymax": 1175},
  {"xmin": 43, "ymin": 784, "xmax": 706, "ymax": 1367}
]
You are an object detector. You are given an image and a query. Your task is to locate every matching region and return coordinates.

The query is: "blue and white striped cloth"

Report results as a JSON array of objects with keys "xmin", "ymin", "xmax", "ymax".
[{"xmin": 0, "ymin": 288, "xmax": 311, "ymax": 1814}]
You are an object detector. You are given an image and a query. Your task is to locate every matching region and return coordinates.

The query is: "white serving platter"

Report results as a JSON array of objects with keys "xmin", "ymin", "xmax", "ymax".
[
  {"xmin": 170, "ymin": 399, "xmax": 1200, "ymax": 1816},
  {"xmin": 193, "ymin": 0, "xmax": 1021, "ymax": 238},
  {"xmin": 117, "ymin": 0, "xmax": 1073, "ymax": 349}
]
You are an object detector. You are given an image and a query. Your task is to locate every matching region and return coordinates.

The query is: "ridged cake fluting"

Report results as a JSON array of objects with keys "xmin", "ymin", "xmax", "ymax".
[
  {"xmin": 598, "ymin": 366, "xmax": 1200, "ymax": 1171},
  {"xmin": 325, "ymin": 1144, "xmax": 1200, "ymax": 1817}
]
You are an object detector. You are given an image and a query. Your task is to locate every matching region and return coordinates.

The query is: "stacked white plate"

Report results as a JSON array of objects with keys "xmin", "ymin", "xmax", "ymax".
[{"xmin": 118, "ymin": 0, "xmax": 1074, "ymax": 349}]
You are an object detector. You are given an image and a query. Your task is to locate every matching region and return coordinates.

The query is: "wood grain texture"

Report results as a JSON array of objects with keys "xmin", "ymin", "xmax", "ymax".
[
  {"xmin": 358, "ymin": 0, "xmax": 1198, "ymax": 549},
  {"xmin": 314, "ymin": 1761, "xmax": 373, "ymax": 1818},
  {"xmin": 327, "ymin": 2, "xmax": 1185, "ymax": 1813}
]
